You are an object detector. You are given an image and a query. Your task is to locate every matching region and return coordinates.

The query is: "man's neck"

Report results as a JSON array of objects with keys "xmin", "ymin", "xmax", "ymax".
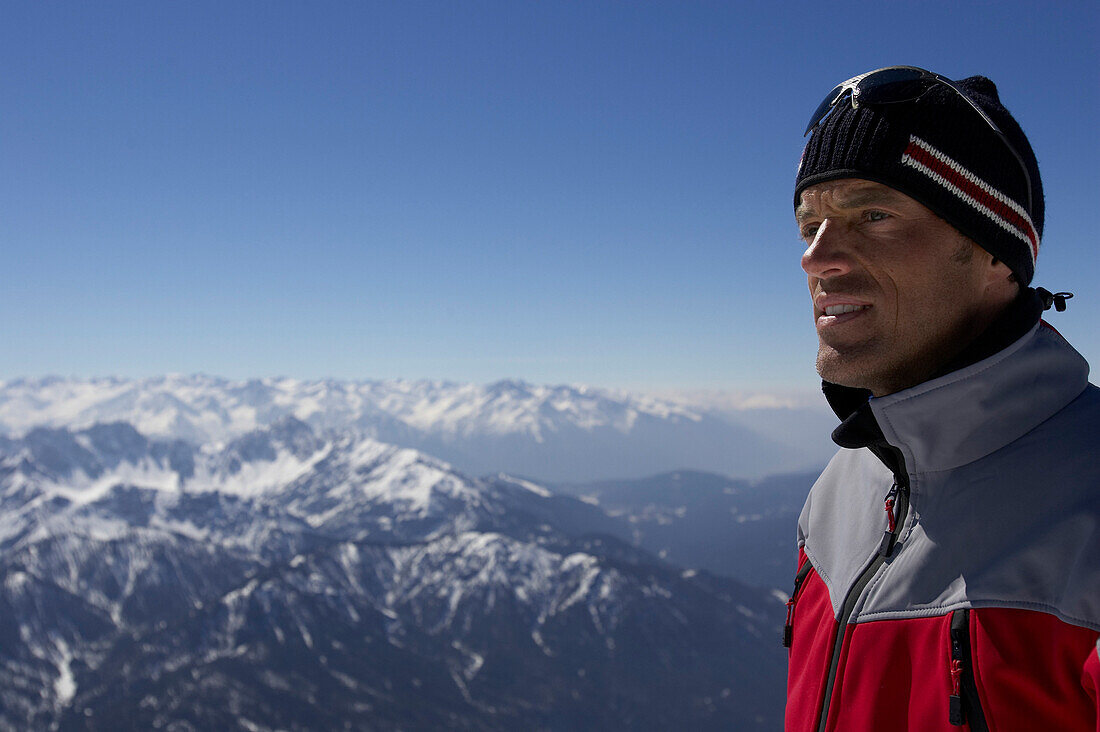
[
  {"xmin": 824, "ymin": 287, "xmax": 1043, "ymax": 426},
  {"xmin": 929, "ymin": 287, "xmax": 1042, "ymax": 380}
]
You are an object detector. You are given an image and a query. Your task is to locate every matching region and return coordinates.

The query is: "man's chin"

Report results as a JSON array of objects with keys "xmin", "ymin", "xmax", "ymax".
[{"xmin": 815, "ymin": 347, "xmax": 877, "ymax": 390}]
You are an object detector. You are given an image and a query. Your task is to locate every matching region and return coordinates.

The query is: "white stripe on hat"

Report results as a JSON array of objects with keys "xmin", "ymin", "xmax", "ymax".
[{"xmin": 901, "ymin": 136, "xmax": 1038, "ymax": 265}]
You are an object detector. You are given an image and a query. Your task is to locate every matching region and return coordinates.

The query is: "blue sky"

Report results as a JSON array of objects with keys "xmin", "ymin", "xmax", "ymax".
[{"xmin": 3, "ymin": 1, "xmax": 1097, "ymax": 392}]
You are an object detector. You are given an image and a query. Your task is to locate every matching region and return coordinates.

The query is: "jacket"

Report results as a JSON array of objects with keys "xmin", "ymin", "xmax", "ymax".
[{"xmin": 785, "ymin": 291, "xmax": 1100, "ymax": 731}]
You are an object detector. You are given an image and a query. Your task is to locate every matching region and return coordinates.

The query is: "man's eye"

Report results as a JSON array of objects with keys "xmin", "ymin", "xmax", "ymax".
[
  {"xmin": 865, "ymin": 210, "xmax": 889, "ymax": 222},
  {"xmin": 800, "ymin": 225, "xmax": 819, "ymax": 241}
]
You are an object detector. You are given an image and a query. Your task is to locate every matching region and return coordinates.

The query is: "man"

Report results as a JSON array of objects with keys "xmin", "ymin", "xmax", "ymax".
[{"xmin": 783, "ymin": 66, "xmax": 1099, "ymax": 731}]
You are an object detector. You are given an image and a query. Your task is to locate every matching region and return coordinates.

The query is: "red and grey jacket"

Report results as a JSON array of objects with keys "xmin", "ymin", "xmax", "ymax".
[{"xmin": 785, "ymin": 294, "xmax": 1100, "ymax": 731}]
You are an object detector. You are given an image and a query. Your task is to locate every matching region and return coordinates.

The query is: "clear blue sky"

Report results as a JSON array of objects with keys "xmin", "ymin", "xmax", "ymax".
[{"xmin": 3, "ymin": 0, "xmax": 1097, "ymax": 391}]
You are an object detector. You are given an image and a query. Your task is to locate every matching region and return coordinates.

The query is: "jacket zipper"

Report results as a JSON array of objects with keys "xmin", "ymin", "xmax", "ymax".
[
  {"xmin": 783, "ymin": 560, "xmax": 815, "ymax": 648},
  {"xmin": 815, "ymin": 465, "xmax": 910, "ymax": 732},
  {"xmin": 879, "ymin": 482, "xmax": 900, "ymax": 556},
  {"xmin": 948, "ymin": 609, "xmax": 989, "ymax": 730}
]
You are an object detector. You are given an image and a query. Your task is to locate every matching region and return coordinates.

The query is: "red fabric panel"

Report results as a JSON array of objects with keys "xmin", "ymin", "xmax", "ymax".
[
  {"xmin": 790, "ymin": 608, "xmax": 1099, "ymax": 731},
  {"xmin": 1084, "ymin": 644, "xmax": 1100, "ymax": 732},
  {"xmin": 970, "ymin": 608, "xmax": 1099, "ymax": 732},
  {"xmin": 821, "ymin": 614, "xmax": 957, "ymax": 731},
  {"xmin": 785, "ymin": 554, "xmax": 836, "ymax": 732}
]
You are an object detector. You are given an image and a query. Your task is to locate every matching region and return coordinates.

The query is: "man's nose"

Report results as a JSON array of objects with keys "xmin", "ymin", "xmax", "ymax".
[{"xmin": 801, "ymin": 219, "xmax": 853, "ymax": 279}]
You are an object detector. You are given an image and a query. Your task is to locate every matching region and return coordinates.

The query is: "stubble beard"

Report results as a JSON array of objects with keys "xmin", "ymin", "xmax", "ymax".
[
  {"xmin": 815, "ymin": 339, "xmax": 891, "ymax": 394},
  {"xmin": 814, "ymin": 308, "xmax": 986, "ymax": 396}
]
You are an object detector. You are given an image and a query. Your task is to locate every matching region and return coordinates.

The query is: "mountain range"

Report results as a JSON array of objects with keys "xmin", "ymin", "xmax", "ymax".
[
  {"xmin": 0, "ymin": 417, "xmax": 789, "ymax": 729},
  {"xmin": 0, "ymin": 375, "xmax": 835, "ymax": 481}
]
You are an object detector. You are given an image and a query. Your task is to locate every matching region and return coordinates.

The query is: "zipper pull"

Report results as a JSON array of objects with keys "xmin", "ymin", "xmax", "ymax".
[
  {"xmin": 878, "ymin": 483, "xmax": 900, "ymax": 557},
  {"xmin": 782, "ymin": 562, "xmax": 813, "ymax": 649},
  {"xmin": 948, "ymin": 659, "xmax": 964, "ymax": 725},
  {"xmin": 782, "ymin": 597, "xmax": 795, "ymax": 648}
]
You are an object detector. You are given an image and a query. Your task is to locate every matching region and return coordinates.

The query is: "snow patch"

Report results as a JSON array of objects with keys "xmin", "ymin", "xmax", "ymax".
[
  {"xmin": 44, "ymin": 460, "xmax": 179, "ymax": 505},
  {"xmin": 52, "ymin": 639, "xmax": 76, "ymax": 707},
  {"xmin": 499, "ymin": 474, "xmax": 552, "ymax": 498}
]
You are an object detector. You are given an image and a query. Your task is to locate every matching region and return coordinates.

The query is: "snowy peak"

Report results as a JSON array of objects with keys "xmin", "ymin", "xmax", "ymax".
[
  {"xmin": 0, "ymin": 375, "xmax": 700, "ymax": 443},
  {"xmin": 0, "ymin": 420, "xmax": 566, "ymax": 547},
  {"xmin": 1, "ymin": 416, "xmax": 451, "ymax": 508},
  {"xmin": 0, "ymin": 375, "xmax": 816, "ymax": 480},
  {"xmin": 220, "ymin": 415, "xmax": 325, "ymax": 472},
  {"xmin": 7, "ymin": 422, "xmax": 193, "ymax": 486}
]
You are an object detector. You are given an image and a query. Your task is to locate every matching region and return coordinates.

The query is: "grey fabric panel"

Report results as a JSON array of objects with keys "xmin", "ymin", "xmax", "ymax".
[
  {"xmin": 855, "ymin": 385, "xmax": 1100, "ymax": 629},
  {"xmin": 801, "ymin": 321, "xmax": 1099, "ymax": 633},
  {"xmin": 799, "ymin": 448, "xmax": 894, "ymax": 619},
  {"xmin": 871, "ymin": 323, "xmax": 1089, "ymax": 473}
]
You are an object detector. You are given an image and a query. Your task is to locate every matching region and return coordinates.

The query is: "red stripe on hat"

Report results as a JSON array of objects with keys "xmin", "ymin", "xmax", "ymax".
[{"xmin": 903, "ymin": 140, "xmax": 1038, "ymax": 260}]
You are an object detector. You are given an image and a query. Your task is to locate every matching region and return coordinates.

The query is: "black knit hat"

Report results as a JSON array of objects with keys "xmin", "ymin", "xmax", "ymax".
[{"xmin": 795, "ymin": 72, "xmax": 1043, "ymax": 285}]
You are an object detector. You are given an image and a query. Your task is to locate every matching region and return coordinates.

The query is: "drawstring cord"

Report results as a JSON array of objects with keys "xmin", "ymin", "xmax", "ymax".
[{"xmin": 1036, "ymin": 287, "xmax": 1074, "ymax": 312}]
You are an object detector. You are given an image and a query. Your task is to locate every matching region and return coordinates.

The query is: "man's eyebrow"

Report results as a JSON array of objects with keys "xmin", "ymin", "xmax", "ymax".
[
  {"xmin": 795, "ymin": 188, "xmax": 904, "ymax": 223},
  {"xmin": 794, "ymin": 202, "xmax": 816, "ymax": 224}
]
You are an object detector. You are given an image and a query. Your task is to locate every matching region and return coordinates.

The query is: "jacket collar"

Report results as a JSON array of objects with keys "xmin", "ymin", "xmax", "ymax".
[{"xmin": 825, "ymin": 288, "xmax": 1089, "ymax": 472}]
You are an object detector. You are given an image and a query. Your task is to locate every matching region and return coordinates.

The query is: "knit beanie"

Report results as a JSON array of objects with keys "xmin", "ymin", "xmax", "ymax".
[{"xmin": 794, "ymin": 73, "xmax": 1044, "ymax": 285}]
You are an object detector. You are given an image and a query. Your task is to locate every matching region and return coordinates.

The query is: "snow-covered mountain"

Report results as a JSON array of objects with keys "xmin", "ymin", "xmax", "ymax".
[
  {"xmin": 0, "ymin": 418, "xmax": 787, "ymax": 729},
  {"xmin": 0, "ymin": 375, "xmax": 827, "ymax": 480}
]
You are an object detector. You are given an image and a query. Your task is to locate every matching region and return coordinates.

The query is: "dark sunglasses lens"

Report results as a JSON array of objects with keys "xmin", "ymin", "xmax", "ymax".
[
  {"xmin": 856, "ymin": 68, "xmax": 930, "ymax": 105},
  {"xmin": 804, "ymin": 84, "xmax": 846, "ymax": 136}
]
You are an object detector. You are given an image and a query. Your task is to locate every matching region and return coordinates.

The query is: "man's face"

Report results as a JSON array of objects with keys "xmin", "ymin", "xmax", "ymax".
[{"xmin": 796, "ymin": 178, "xmax": 1007, "ymax": 396}]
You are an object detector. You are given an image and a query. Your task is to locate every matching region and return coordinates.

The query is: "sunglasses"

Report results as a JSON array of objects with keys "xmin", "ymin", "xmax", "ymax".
[{"xmin": 804, "ymin": 65, "xmax": 1032, "ymax": 212}]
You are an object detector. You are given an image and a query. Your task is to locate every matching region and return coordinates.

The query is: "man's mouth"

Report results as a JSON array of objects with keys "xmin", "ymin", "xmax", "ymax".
[
  {"xmin": 823, "ymin": 304, "xmax": 871, "ymax": 316},
  {"xmin": 816, "ymin": 301, "xmax": 873, "ymax": 331}
]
